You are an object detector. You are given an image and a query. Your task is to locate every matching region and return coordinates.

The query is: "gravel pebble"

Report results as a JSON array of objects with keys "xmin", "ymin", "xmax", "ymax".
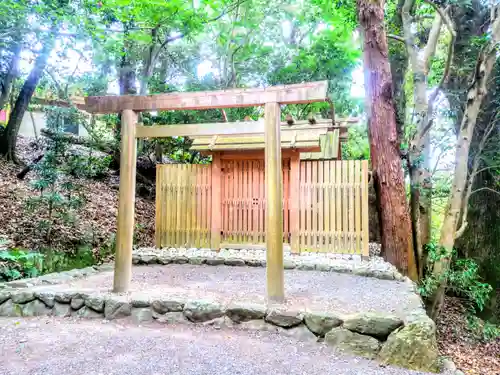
[
  {"xmin": 45, "ymin": 264, "xmax": 420, "ymax": 317},
  {"xmin": 0, "ymin": 317, "xmax": 432, "ymax": 375}
]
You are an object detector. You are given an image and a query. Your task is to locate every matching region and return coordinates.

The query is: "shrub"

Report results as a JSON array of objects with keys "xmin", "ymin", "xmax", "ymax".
[
  {"xmin": 0, "ymin": 249, "xmax": 44, "ymax": 281},
  {"xmin": 419, "ymin": 243, "xmax": 493, "ymax": 313}
]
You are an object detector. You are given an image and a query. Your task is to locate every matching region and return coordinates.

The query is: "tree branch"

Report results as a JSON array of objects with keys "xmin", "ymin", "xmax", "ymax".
[
  {"xmin": 422, "ymin": 12, "xmax": 444, "ymax": 69},
  {"xmin": 456, "ymin": 114, "xmax": 498, "ymax": 237},
  {"xmin": 388, "ymin": 34, "xmax": 406, "ymax": 44},
  {"xmin": 470, "ymin": 187, "xmax": 500, "ymax": 197}
]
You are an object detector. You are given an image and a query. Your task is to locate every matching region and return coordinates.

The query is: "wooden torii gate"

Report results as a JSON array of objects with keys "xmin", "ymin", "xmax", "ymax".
[{"xmin": 85, "ymin": 81, "xmax": 328, "ymax": 302}]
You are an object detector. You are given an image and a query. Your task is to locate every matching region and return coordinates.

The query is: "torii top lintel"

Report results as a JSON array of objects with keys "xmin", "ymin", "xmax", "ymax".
[{"xmin": 84, "ymin": 81, "xmax": 328, "ymax": 114}]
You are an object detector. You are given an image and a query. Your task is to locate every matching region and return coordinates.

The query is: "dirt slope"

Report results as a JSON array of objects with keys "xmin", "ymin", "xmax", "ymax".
[{"xmin": 0, "ymin": 136, "xmax": 155, "ymax": 252}]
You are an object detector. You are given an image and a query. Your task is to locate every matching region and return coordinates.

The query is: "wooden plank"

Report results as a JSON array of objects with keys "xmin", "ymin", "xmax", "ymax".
[
  {"xmin": 201, "ymin": 166, "xmax": 208, "ymax": 246},
  {"xmin": 155, "ymin": 166, "xmax": 161, "ymax": 248},
  {"xmin": 113, "ymin": 109, "xmax": 138, "ymax": 293},
  {"xmin": 259, "ymin": 160, "xmax": 265, "ymax": 243},
  {"xmin": 243, "ymin": 160, "xmax": 249, "ymax": 242},
  {"xmin": 354, "ymin": 160, "xmax": 361, "ymax": 254},
  {"xmin": 164, "ymin": 166, "xmax": 171, "ymax": 247},
  {"xmin": 361, "ymin": 161, "xmax": 369, "ymax": 257},
  {"xmin": 251, "ymin": 161, "xmax": 257, "ymax": 244},
  {"xmin": 221, "ymin": 162, "xmax": 227, "ymax": 244},
  {"xmin": 289, "ymin": 154, "xmax": 300, "ymax": 253},
  {"xmin": 190, "ymin": 166, "xmax": 197, "ymax": 246},
  {"xmin": 304, "ymin": 161, "xmax": 311, "ymax": 250},
  {"xmin": 136, "ymin": 121, "xmax": 334, "ymax": 139},
  {"xmin": 85, "ymin": 81, "xmax": 328, "ymax": 114},
  {"xmin": 185, "ymin": 166, "xmax": 191, "ymax": 246},
  {"xmin": 329, "ymin": 161, "xmax": 336, "ymax": 252},
  {"xmin": 299, "ymin": 161, "xmax": 306, "ymax": 252},
  {"xmin": 236, "ymin": 161, "xmax": 242, "ymax": 243},
  {"xmin": 163, "ymin": 166, "xmax": 169, "ymax": 248},
  {"xmin": 348, "ymin": 160, "xmax": 355, "ymax": 253},
  {"xmin": 335, "ymin": 161, "xmax": 342, "ymax": 252},
  {"xmin": 324, "ymin": 161, "xmax": 331, "ymax": 252},
  {"xmin": 311, "ymin": 161, "xmax": 318, "ymax": 250},
  {"xmin": 342, "ymin": 161, "xmax": 349, "ymax": 252},
  {"xmin": 177, "ymin": 166, "xmax": 183, "ymax": 247},
  {"xmin": 264, "ymin": 102, "xmax": 284, "ymax": 302},
  {"xmin": 205, "ymin": 166, "xmax": 211, "ymax": 246},
  {"xmin": 228, "ymin": 162, "xmax": 233, "ymax": 243},
  {"xmin": 318, "ymin": 161, "xmax": 324, "ymax": 251},
  {"xmin": 210, "ymin": 154, "xmax": 222, "ymax": 249}
]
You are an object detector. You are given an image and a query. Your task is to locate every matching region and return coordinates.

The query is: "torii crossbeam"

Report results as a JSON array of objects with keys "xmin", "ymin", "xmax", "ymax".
[{"xmin": 85, "ymin": 81, "xmax": 328, "ymax": 302}]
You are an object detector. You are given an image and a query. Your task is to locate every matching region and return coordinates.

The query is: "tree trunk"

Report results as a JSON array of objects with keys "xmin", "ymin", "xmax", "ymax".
[
  {"xmin": 113, "ymin": 21, "xmax": 137, "ymax": 169},
  {"xmin": 0, "ymin": 41, "xmax": 22, "ymax": 110},
  {"xmin": 357, "ymin": 0, "xmax": 418, "ymax": 279},
  {"xmin": 0, "ymin": 29, "xmax": 57, "ymax": 162},
  {"xmin": 429, "ymin": 13, "xmax": 500, "ymax": 318}
]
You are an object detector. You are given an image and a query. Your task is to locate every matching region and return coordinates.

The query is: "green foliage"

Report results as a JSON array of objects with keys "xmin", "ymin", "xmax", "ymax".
[
  {"xmin": 467, "ymin": 314, "xmax": 500, "ymax": 342},
  {"xmin": 419, "ymin": 243, "xmax": 493, "ymax": 313},
  {"xmin": 342, "ymin": 122, "xmax": 370, "ymax": 160},
  {"xmin": 0, "ymin": 249, "xmax": 44, "ymax": 281},
  {"xmin": 25, "ymin": 107, "xmax": 87, "ymax": 246}
]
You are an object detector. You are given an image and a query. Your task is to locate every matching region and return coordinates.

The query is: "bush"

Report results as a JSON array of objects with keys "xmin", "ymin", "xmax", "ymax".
[
  {"xmin": 419, "ymin": 243, "xmax": 493, "ymax": 313},
  {"xmin": 0, "ymin": 249, "xmax": 44, "ymax": 281}
]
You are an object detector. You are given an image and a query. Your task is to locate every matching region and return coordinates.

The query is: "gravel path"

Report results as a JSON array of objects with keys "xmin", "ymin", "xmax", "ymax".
[
  {"xmin": 39, "ymin": 264, "xmax": 419, "ymax": 316},
  {"xmin": 0, "ymin": 317, "xmax": 430, "ymax": 375}
]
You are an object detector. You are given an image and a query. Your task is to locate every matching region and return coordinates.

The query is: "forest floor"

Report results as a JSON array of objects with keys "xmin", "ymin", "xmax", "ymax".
[
  {"xmin": 0, "ymin": 136, "xmax": 155, "ymax": 253},
  {"xmin": 437, "ymin": 297, "xmax": 499, "ymax": 375},
  {"xmin": 0, "ymin": 137, "xmax": 498, "ymax": 374}
]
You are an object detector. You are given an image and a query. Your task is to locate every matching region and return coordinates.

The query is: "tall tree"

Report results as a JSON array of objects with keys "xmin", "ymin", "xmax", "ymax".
[
  {"xmin": 356, "ymin": 0, "xmax": 417, "ymax": 279},
  {"xmin": 429, "ymin": 6, "xmax": 500, "ymax": 318},
  {"xmin": 0, "ymin": 27, "xmax": 58, "ymax": 162}
]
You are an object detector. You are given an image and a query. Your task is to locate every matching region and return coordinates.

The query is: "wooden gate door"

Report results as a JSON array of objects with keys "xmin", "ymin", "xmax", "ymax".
[{"xmin": 221, "ymin": 159, "xmax": 291, "ymax": 246}]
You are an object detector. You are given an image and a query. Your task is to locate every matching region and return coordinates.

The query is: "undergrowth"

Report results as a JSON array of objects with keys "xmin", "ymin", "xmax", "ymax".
[{"xmin": 419, "ymin": 242, "xmax": 499, "ymax": 342}]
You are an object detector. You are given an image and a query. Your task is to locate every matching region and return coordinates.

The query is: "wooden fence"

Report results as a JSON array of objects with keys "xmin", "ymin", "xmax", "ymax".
[
  {"xmin": 155, "ymin": 164, "xmax": 212, "ymax": 248},
  {"xmin": 297, "ymin": 160, "xmax": 369, "ymax": 254},
  {"xmin": 155, "ymin": 160, "xmax": 369, "ymax": 255}
]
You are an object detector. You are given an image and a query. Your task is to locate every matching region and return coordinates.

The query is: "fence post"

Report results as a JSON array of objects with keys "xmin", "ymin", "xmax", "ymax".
[
  {"xmin": 289, "ymin": 152, "xmax": 300, "ymax": 253},
  {"xmin": 265, "ymin": 102, "xmax": 284, "ymax": 302},
  {"xmin": 211, "ymin": 153, "xmax": 222, "ymax": 250},
  {"xmin": 113, "ymin": 109, "xmax": 138, "ymax": 293}
]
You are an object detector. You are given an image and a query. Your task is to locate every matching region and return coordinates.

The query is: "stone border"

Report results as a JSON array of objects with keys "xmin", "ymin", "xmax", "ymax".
[
  {"xmin": 132, "ymin": 247, "xmax": 406, "ymax": 282},
  {"xmin": 0, "ymin": 264, "xmax": 113, "ymax": 290},
  {"xmin": 0, "ymin": 287, "xmax": 439, "ymax": 372}
]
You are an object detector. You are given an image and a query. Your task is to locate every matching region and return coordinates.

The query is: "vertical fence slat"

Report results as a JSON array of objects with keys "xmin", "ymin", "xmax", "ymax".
[
  {"xmin": 299, "ymin": 161, "xmax": 305, "ymax": 251},
  {"xmin": 185, "ymin": 165, "xmax": 192, "ymax": 246},
  {"xmin": 311, "ymin": 161, "xmax": 318, "ymax": 250},
  {"xmin": 323, "ymin": 161, "xmax": 331, "ymax": 252},
  {"xmin": 348, "ymin": 160, "xmax": 355, "ymax": 253},
  {"xmin": 341, "ymin": 161, "xmax": 348, "ymax": 252},
  {"xmin": 166, "ymin": 166, "xmax": 172, "ymax": 247},
  {"xmin": 304, "ymin": 162, "xmax": 310, "ymax": 250},
  {"xmin": 191, "ymin": 165, "xmax": 198, "ymax": 247},
  {"xmin": 329, "ymin": 161, "xmax": 335, "ymax": 252},
  {"xmin": 361, "ymin": 160, "xmax": 369, "ymax": 257},
  {"xmin": 196, "ymin": 165, "xmax": 202, "ymax": 247},
  {"xmin": 260, "ymin": 160, "xmax": 265, "ymax": 243},
  {"xmin": 355, "ymin": 160, "xmax": 361, "ymax": 254},
  {"xmin": 155, "ymin": 166, "xmax": 161, "ymax": 247},
  {"xmin": 318, "ymin": 161, "xmax": 325, "ymax": 251},
  {"xmin": 335, "ymin": 162, "xmax": 342, "ymax": 252},
  {"xmin": 243, "ymin": 160, "xmax": 248, "ymax": 242}
]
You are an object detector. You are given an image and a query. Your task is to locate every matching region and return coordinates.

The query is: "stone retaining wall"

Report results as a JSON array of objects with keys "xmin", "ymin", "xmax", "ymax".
[
  {"xmin": 0, "ymin": 251, "xmax": 441, "ymax": 373},
  {"xmin": 133, "ymin": 247, "xmax": 402, "ymax": 281},
  {"xmin": 0, "ymin": 284, "xmax": 439, "ymax": 373}
]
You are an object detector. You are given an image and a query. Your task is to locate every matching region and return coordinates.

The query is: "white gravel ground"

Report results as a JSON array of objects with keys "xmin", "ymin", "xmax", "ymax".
[{"xmin": 0, "ymin": 317, "xmax": 433, "ymax": 375}]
